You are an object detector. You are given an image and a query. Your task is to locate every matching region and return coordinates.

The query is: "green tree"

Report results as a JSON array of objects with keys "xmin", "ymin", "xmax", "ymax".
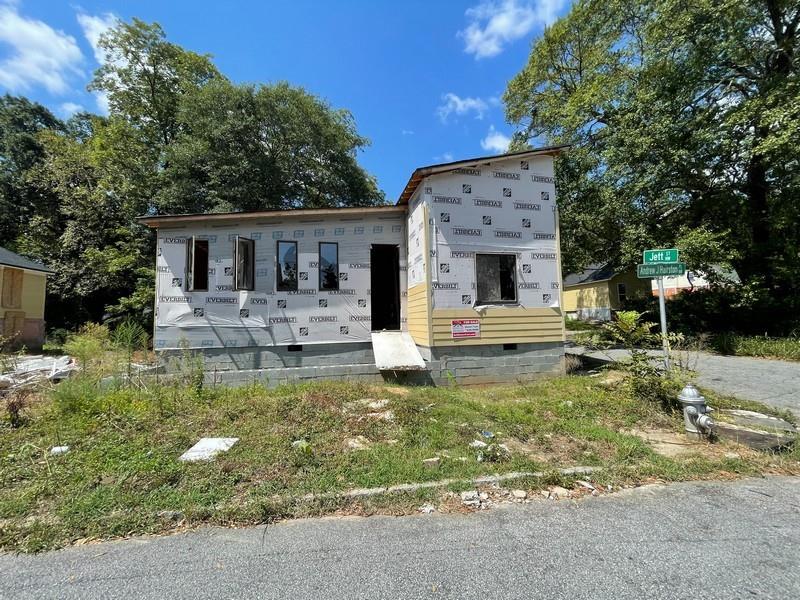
[
  {"xmin": 161, "ymin": 80, "xmax": 383, "ymax": 213},
  {"xmin": 505, "ymin": 0, "xmax": 800, "ymax": 306},
  {"xmin": 0, "ymin": 95, "xmax": 63, "ymax": 245},
  {"xmin": 89, "ymin": 18, "xmax": 221, "ymax": 151}
]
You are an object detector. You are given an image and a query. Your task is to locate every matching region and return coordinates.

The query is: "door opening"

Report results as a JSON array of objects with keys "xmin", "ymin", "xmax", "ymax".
[{"xmin": 370, "ymin": 244, "xmax": 401, "ymax": 331}]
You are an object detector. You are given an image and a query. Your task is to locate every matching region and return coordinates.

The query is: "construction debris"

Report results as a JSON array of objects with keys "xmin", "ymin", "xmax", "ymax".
[
  {"xmin": 179, "ymin": 438, "xmax": 239, "ymax": 462},
  {"xmin": 0, "ymin": 355, "xmax": 77, "ymax": 393}
]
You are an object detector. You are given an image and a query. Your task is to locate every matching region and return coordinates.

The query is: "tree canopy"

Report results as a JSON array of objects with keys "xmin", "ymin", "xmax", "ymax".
[
  {"xmin": 0, "ymin": 19, "xmax": 383, "ymax": 330},
  {"xmin": 504, "ymin": 0, "xmax": 799, "ymax": 328}
]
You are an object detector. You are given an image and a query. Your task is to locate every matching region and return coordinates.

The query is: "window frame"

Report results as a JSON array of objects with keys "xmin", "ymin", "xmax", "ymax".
[
  {"xmin": 276, "ymin": 240, "xmax": 298, "ymax": 292},
  {"xmin": 474, "ymin": 252, "xmax": 518, "ymax": 305},
  {"xmin": 234, "ymin": 236, "xmax": 256, "ymax": 291},
  {"xmin": 186, "ymin": 237, "xmax": 209, "ymax": 292},
  {"xmin": 617, "ymin": 282, "xmax": 627, "ymax": 303},
  {"xmin": 318, "ymin": 241, "xmax": 339, "ymax": 291}
]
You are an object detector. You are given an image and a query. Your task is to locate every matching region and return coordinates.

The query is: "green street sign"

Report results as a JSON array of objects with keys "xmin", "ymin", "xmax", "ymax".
[
  {"xmin": 643, "ymin": 248, "xmax": 679, "ymax": 264},
  {"xmin": 637, "ymin": 262, "xmax": 687, "ymax": 278}
]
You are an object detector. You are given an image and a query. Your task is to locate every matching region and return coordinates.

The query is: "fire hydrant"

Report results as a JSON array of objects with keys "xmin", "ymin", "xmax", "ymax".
[{"xmin": 677, "ymin": 383, "xmax": 715, "ymax": 439}]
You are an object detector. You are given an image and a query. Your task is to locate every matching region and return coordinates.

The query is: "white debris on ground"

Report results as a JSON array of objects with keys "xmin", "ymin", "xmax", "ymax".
[
  {"xmin": 345, "ymin": 436, "xmax": 371, "ymax": 451},
  {"xmin": 0, "ymin": 355, "xmax": 77, "ymax": 393},
  {"xmin": 50, "ymin": 445, "xmax": 70, "ymax": 456},
  {"xmin": 458, "ymin": 481, "xmax": 601, "ymax": 510},
  {"xmin": 179, "ymin": 437, "xmax": 239, "ymax": 462}
]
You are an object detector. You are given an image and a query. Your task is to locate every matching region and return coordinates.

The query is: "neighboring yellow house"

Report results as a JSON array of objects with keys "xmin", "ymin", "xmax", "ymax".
[
  {"xmin": 0, "ymin": 247, "xmax": 53, "ymax": 350},
  {"xmin": 563, "ymin": 263, "xmax": 650, "ymax": 321}
]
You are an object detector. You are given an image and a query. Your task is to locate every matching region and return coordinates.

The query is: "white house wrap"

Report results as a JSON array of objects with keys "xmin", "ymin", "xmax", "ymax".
[
  {"xmin": 140, "ymin": 147, "xmax": 567, "ymax": 385},
  {"xmin": 153, "ymin": 210, "xmax": 407, "ymax": 349}
]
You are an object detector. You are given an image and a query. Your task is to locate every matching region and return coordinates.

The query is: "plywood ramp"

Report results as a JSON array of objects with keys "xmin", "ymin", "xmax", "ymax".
[{"xmin": 371, "ymin": 331, "xmax": 426, "ymax": 370}]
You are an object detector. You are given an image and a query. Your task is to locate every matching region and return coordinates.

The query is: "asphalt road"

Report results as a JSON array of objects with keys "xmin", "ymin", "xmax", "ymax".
[
  {"xmin": 2, "ymin": 477, "xmax": 799, "ymax": 600},
  {"xmin": 572, "ymin": 346, "xmax": 800, "ymax": 416}
]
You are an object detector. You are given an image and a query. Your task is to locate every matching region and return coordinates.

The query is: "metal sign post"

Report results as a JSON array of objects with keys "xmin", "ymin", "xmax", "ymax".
[
  {"xmin": 638, "ymin": 249, "xmax": 682, "ymax": 372},
  {"xmin": 656, "ymin": 276, "xmax": 670, "ymax": 370}
]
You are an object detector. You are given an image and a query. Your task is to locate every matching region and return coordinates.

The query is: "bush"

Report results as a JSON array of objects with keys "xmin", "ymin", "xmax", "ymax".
[
  {"xmin": 51, "ymin": 376, "xmax": 103, "ymax": 416},
  {"xmin": 626, "ymin": 284, "xmax": 800, "ymax": 337},
  {"xmin": 63, "ymin": 323, "xmax": 111, "ymax": 372}
]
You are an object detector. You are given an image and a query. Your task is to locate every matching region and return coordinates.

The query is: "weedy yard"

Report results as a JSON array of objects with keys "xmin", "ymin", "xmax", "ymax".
[{"xmin": 2, "ymin": 346, "xmax": 799, "ymax": 553}]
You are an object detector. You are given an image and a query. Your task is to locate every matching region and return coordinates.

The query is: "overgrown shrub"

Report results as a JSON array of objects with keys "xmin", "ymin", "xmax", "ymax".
[
  {"xmin": 63, "ymin": 323, "xmax": 111, "ymax": 372},
  {"xmin": 51, "ymin": 376, "xmax": 103, "ymax": 416},
  {"xmin": 597, "ymin": 311, "xmax": 683, "ymax": 411}
]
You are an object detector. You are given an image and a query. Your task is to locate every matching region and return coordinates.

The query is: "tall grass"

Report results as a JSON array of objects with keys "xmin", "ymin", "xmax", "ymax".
[{"xmin": 713, "ymin": 333, "xmax": 800, "ymax": 361}]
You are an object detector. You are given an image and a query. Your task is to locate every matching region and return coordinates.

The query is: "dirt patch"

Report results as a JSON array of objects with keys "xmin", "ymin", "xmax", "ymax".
[{"xmin": 627, "ymin": 429, "xmax": 706, "ymax": 458}]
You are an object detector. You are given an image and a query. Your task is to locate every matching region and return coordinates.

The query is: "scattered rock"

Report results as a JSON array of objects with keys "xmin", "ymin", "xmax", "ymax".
[
  {"xmin": 591, "ymin": 490, "xmax": 599, "ymax": 497},
  {"xmin": 576, "ymin": 480, "xmax": 595, "ymax": 491},
  {"xmin": 418, "ymin": 503, "xmax": 436, "ymax": 514},
  {"xmin": 345, "ymin": 436, "xmax": 371, "ymax": 451},
  {"xmin": 469, "ymin": 439, "xmax": 488, "ymax": 449},
  {"xmin": 422, "ymin": 457, "xmax": 441, "ymax": 470},
  {"xmin": 365, "ymin": 410, "xmax": 395, "ymax": 422},
  {"xmin": 540, "ymin": 490, "xmax": 552, "ymax": 499},
  {"xmin": 460, "ymin": 490, "xmax": 481, "ymax": 508},
  {"xmin": 0, "ymin": 375, "xmax": 12, "ymax": 390},
  {"xmin": 511, "ymin": 489, "xmax": 527, "ymax": 500},
  {"xmin": 724, "ymin": 452, "xmax": 741, "ymax": 460},
  {"xmin": 367, "ymin": 399, "xmax": 390, "ymax": 410},
  {"xmin": 157, "ymin": 510, "xmax": 184, "ymax": 522},
  {"xmin": 50, "ymin": 446, "xmax": 70, "ymax": 456},
  {"xmin": 479, "ymin": 491, "xmax": 489, "ymax": 501},
  {"xmin": 549, "ymin": 486, "xmax": 572, "ymax": 499}
]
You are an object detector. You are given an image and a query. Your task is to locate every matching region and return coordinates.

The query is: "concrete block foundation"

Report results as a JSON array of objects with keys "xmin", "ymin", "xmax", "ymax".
[{"xmin": 160, "ymin": 341, "xmax": 565, "ymax": 388}]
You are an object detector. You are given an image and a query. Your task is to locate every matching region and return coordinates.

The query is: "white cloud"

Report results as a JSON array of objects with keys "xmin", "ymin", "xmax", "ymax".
[
  {"xmin": 94, "ymin": 90, "xmax": 110, "ymax": 115},
  {"xmin": 401, "ymin": 129, "xmax": 415, "ymax": 136},
  {"xmin": 459, "ymin": 0, "xmax": 567, "ymax": 59},
  {"xmin": 0, "ymin": 3, "xmax": 83, "ymax": 93},
  {"xmin": 480, "ymin": 125, "xmax": 511, "ymax": 153},
  {"xmin": 77, "ymin": 12, "xmax": 117, "ymax": 64},
  {"xmin": 437, "ymin": 93, "xmax": 490, "ymax": 123},
  {"xmin": 435, "ymin": 152, "xmax": 455, "ymax": 163},
  {"xmin": 60, "ymin": 101, "xmax": 83, "ymax": 116}
]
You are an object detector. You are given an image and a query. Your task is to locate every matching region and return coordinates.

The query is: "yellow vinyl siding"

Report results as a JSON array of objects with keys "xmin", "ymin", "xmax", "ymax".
[
  {"xmin": 430, "ymin": 307, "xmax": 564, "ymax": 346},
  {"xmin": 608, "ymin": 271, "xmax": 650, "ymax": 309},
  {"xmin": 562, "ymin": 281, "xmax": 610, "ymax": 313},
  {"xmin": 407, "ymin": 282, "xmax": 431, "ymax": 346}
]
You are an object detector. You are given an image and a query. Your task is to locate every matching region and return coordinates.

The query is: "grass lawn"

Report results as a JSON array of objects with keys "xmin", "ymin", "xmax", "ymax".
[
  {"xmin": 2, "ymin": 372, "xmax": 798, "ymax": 553},
  {"xmin": 712, "ymin": 333, "xmax": 800, "ymax": 361}
]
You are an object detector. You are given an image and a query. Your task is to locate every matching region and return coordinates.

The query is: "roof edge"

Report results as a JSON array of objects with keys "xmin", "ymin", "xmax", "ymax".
[{"xmin": 137, "ymin": 204, "xmax": 406, "ymax": 228}]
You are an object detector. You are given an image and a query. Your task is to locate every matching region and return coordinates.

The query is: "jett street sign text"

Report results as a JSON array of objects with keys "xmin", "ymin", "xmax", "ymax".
[
  {"xmin": 643, "ymin": 248, "xmax": 679, "ymax": 263},
  {"xmin": 637, "ymin": 262, "xmax": 687, "ymax": 278}
]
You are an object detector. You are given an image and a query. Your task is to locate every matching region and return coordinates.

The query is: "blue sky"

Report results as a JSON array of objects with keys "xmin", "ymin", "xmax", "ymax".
[{"xmin": 0, "ymin": 0, "xmax": 570, "ymax": 201}]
